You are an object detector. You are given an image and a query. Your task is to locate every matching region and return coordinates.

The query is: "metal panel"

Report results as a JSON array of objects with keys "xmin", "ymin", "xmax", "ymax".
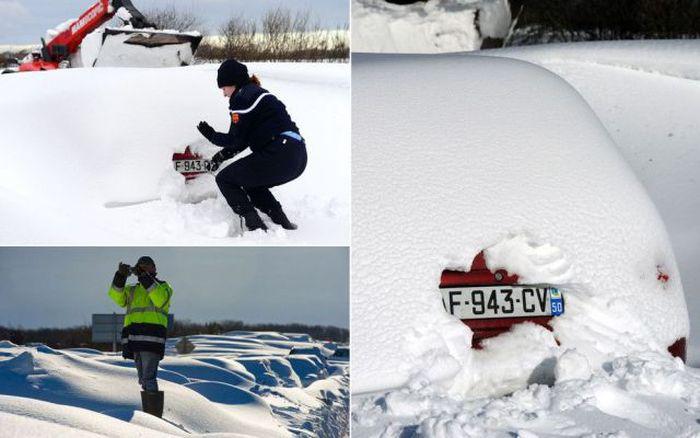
[{"xmin": 91, "ymin": 314, "xmax": 174, "ymax": 344}]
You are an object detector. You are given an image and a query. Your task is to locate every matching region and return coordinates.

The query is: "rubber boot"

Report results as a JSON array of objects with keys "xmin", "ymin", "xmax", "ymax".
[
  {"xmin": 141, "ymin": 390, "xmax": 164, "ymax": 418},
  {"xmin": 241, "ymin": 210, "xmax": 268, "ymax": 232},
  {"xmin": 266, "ymin": 206, "xmax": 297, "ymax": 230}
]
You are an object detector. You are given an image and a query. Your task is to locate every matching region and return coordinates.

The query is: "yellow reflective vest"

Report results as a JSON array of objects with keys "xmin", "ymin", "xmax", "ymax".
[
  {"xmin": 108, "ymin": 280, "xmax": 173, "ymax": 359},
  {"xmin": 108, "ymin": 281, "xmax": 172, "ymax": 328}
]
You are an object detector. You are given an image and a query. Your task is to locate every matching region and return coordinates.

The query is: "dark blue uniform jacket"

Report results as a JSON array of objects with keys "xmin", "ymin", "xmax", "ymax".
[{"xmin": 207, "ymin": 83, "xmax": 300, "ymax": 154}]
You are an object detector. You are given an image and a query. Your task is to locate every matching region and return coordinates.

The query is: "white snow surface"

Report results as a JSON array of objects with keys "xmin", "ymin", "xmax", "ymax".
[
  {"xmin": 352, "ymin": 42, "xmax": 699, "ymax": 436},
  {"xmin": 478, "ymin": 40, "xmax": 700, "ymax": 365},
  {"xmin": 45, "ymin": 19, "xmax": 74, "ymax": 44},
  {"xmin": 352, "ymin": 0, "xmax": 511, "ymax": 53},
  {"xmin": 0, "ymin": 332, "xmax": 349, "ymax": 437},
  {"xmin": 0, "ymin": 62, "xmax": 349, "ymax": 245},
  {"xmin": 353, "ymin": 351, "xmax": 700, "ymax": 437}
]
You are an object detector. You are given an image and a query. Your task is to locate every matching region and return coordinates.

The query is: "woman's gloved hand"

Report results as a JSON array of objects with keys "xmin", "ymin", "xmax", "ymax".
[
  {"xmin": 210, "ymin": 148, "xmax": 238, "ymax": 172},
  {"xmin": 197, "ymin": 121, "xmax": 215, "ymax": 141}
]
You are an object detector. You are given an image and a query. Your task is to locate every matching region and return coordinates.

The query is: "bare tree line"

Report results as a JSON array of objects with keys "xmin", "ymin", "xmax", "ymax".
[
  {"xmin": 145, "ymin": 5, "xmax": 349, "ymax": 62},
  {"xmin": 507, "ymin": 0, "xmax": 700, "ymax": 46},
  {"xmin": 144, "ymin": 5, "xmax": 204, "ymax": 33},
  {"xmin": 0, "ymin": 320, "xmax": 349, "ymax": 351}
]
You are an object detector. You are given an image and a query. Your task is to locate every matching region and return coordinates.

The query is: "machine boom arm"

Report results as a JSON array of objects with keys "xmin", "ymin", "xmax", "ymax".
[{"xmin": 44, "ymin": 0, "xmax": 155, "ymax": 63}]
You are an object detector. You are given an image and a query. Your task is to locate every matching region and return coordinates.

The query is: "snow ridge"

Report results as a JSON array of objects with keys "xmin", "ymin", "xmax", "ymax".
[{"xmin": 0, "ymin": 332, "xmax": 349, "ymax": 437}]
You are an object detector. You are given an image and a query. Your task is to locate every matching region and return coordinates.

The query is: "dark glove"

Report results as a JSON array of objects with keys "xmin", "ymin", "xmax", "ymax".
[
  {"xmin": 113, "ymin": 262, "xmax": 131, "ymax": 288},
  {"xmin": 197, "ymin": 121, "xmax": 215, "ymax": 141},
  {"xmin": 210, "ymin": 148, "xmax": 238, "ymax": 172},
  {"xmin": 118, "ymin": 262, "xmax": 131, "ymax": 276},
  {"xmin": 139, "ymin": 273, "xmax": 155, "ymax": 289}
]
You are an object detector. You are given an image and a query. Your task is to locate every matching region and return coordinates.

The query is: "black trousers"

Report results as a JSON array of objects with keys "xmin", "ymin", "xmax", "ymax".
[{"xmin": 216, "ymin": 137, "xmax": 307, "ymax": 215}]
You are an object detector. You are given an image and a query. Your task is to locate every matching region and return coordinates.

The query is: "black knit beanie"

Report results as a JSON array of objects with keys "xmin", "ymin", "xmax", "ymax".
[
  {"xmin": 217, "ymin": 59, "xmax": 249, "ymax": 88},
  {"xmin": 136, "ymin": 256, "xmax": 156, "ymax": 268}
]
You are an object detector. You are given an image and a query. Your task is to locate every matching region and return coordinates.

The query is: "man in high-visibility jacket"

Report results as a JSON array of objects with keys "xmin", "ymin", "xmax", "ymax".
[{"xmin": 108, "ymin": 256, "xmax": 173, "ymax": 418}]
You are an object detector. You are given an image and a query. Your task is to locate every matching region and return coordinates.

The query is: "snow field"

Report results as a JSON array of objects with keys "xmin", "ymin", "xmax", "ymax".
[
  {"xmin": 0, "ymin": 332, "xmax": 349, "ymax": 437},
  {"xmin": 480, "ymin": 40, "xmax": 700, "ymax": 365},
  {"xmin": 0, "ymin": 62, "xmax": 349, "ymax": 245}
]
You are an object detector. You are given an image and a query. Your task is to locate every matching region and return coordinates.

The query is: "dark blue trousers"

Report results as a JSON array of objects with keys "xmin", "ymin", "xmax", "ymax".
[{"xmin": 216, "ymin": 137, "xmax": 307, "ymax": 215}]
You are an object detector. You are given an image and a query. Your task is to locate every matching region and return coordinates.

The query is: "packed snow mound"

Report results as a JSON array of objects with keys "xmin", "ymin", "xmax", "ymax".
[
  {"xmin": 353, "ymin": 351, "xmax": 700, "ymax": 437},
  {"xmin": 353, "ymin": 0, "xmax": 511, "ymax": 53},
  {"xmin": 479, "ymin": 40, "xmax": 700, "ymax": 364},
  {"xmin": 0, "ymin": 395, "xmax": 182, "ymax": 438},
  {"xmin": 488, "ymin": 39, "xmax": 700, "ymax": 80},
  {"xmin": 0, "ymin": 332, "xmax": 349, "ymax": 437},
  {"xmin": 0, "ymin": 62, "xmax": 349, "ymax": 245},
  {"xmin": 352, "ymin": 53, "xmax": 687, "ymax": 395},
  {"xmin": 483, "ymin": 234, "xmax": 573, "ymax": 284}
]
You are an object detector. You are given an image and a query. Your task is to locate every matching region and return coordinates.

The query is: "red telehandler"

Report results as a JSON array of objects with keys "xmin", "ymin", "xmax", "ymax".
[{"xmin": 13, "ymin": 0, "xmax": 202, "ymax": 72}]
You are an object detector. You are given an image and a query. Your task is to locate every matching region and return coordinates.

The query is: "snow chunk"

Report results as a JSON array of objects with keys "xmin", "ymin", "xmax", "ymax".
[
  {"xmin": 45, "ymin": 19, "xmax": 74, "ymax": 44},
  {"xmin": 114, "ymin": 6, "xmax": 133, "ymax": 23},
  {"xmin": 555, "ymin": 349, "xmax": 592, "ymax": 383},
  {"xmin": 478, "ymin": 0, "xmax": 511, "ymax": 39},
  {"xmin": 353, "ymin": 0, "xmax": 511, "ymax": 53},
  {"xmin": 484, "ymin": 234, "xmax": 573, "ymax": 284},
  {"xmin": 0, "ymin": 351, "xmax": 34, "ymax": 375}
]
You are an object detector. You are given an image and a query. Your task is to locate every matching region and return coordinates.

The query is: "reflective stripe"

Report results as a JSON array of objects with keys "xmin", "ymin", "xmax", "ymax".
[
  {"xmin": 230, "ymin": 93, "xmax": 271, "ymax": 115},
  {"xmin": 160, "ymin": 288, "xmax": 172, "ymax": 311},
  {"xmin": 280, "ymin": 131, "xmax": 303, "ymax": 142},
  {"xmin": 127, "ymin": 306, "xmax": 168, "ymax": 316},
  {"xmin": 127, "ymin": 334, "xmax": 166, "ymax": 344}
]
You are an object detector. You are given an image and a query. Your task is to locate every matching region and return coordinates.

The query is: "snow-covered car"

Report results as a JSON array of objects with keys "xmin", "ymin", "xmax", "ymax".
[
  {"xmin": 351, "ymin": 53, "xmax": 689, "ymax": 398},
  {"xmin": 331, "ymin": 346, "xmax": 350, "ymax": 360},
  {"xmin": 289, "ymin": 346, "xmax": 331, "ymax": 359}
]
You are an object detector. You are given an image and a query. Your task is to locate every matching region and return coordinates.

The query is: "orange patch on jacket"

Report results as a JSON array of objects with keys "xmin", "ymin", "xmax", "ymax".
[{"xmin": 231, "ymin": 113, "xmax": 240, "ymax": 124}]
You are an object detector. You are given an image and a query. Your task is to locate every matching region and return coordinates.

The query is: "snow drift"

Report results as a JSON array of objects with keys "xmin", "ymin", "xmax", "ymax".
[
  {"xmin": 0, "ymin": 332, "xmax": 349, "ymax": 437},
  {"xmin": 353, "ymin": 350, "xmax": 700, "ymax": 437},
  {"xmin": 0, "ymin": 62, "xmax": 349, "ymax": 245},
  {"xmin": 352, "ymin": 0, "xmax": 511, "ymax": 53},
  {"xmin": 478, "ymin": 40, "xmax": 700, "ymax": 363},
  {"xmin": 351, "ymin": 53, "xmax": 688, "ymax": 397}
]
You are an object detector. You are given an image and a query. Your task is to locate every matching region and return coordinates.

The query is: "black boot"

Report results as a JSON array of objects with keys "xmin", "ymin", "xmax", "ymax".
[
  {"xmin": 241, "ymin": 210, "xmax": 268, "ymax": 232},
  {"xmin": 141, "ymin": 390, "xmax": 164, "ymax": 418},
  {"xmin": 266, "ymin": 207, "xmax": 297, "ymax": 230}
]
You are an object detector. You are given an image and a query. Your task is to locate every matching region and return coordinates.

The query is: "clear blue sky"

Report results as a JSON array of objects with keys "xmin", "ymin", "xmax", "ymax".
[
  {"xmin": 0, "ymin": 0, "xmax": 350, "ymax": 44},
  {"xmin": 0, "ymin": 247, "xmax": 348, "ymax": 329}
]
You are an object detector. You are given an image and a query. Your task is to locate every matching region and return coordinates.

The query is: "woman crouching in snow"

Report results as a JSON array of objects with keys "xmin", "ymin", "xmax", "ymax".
[{"xmin": 197, "ymin": 59, "xmax": 307, "ymax": 232}]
